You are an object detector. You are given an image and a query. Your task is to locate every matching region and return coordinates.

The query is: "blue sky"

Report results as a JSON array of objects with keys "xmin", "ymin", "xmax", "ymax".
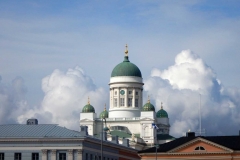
[{"xmin": 0, "ymin": 1, "xmax": 240, "ymax": 136}]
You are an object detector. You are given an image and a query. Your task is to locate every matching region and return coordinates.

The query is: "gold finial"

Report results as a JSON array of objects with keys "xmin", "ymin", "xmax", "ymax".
[
  {"xmin": 104, "ymin": 103, "xmax": 106, "ymax": 111},
  {"xmin": 148, "ymin": 95, "xmax": 150, "ymax": 103},
  {"xmin": 125, "ymin": 44, "xmax": 128, "ymax": 56},
  {"xmin": 161, "ymin": 102, "xmax": 163, "ymax": 109},
  {"xmin": 88, "ymin": 97, "xmax": 90, "ymax": 104}
]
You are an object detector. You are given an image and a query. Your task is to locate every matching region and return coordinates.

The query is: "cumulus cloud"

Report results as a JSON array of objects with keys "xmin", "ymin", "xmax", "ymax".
[
  {"xmin": 0, "ymin": 76, "xmax": 28, "ymax": 124},
  {"xmin": 145, "ymin": 50, "xmax": 240, "ymax": 137},
  {"xmin": 17, "ymin": 66, "xmax": 107, "ymax": 130},
  {"xmin": 1, "ymin": 50, "xmax": 239, "ymax": 137}
]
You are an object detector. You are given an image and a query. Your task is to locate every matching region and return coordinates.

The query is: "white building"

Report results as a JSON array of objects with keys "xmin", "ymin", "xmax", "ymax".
[
  {"xmin": 80, "ymin": 45, "xmax": 174, "ymax": 150},
  {"xmin": 0, "ymin": 120, "xmax": 139, "ymax": 160}
]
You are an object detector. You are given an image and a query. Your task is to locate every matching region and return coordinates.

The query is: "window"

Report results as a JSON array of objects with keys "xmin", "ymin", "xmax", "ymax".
[
  {"xmin": 114, "ymin": 98, "xmax": 117, "ymax": 107},
  {"xmin": 120, "ymin": 98, "xmax": 125, "ymax": 106},
  {"xmin": 32, "ymin": 153, "xmax": 39, "ymax": 160},
  {"xmin": 14, "ymin": 153, "xmax": 21, "ymax": 160},
  {"xmin": 128, "ymin": 91, "xmax": 132, "ymax": 94},
  {"xmin": 59, "ymin": 153, "xmax": 66, "ymax": 160},
  {"xmin": 114, "ymin": 91, "xmax": 117, "ymax": 95},
  {"xmin": 135, "ymin": 99, "xmax": 138, "ymax": 107},
  {"xmin": 144, "ymin": 126, "xmax": 150, "ymax": 137},
  {"xmin": 111, "ymin": 126, "xmax": 129, "ymax": 133},
  {"xmin": 195, "ymin": 146, "xmax": 205, "ymax": 151},
  {"xmin": 136, "ymin": 91, "xmax": 138, "ymax": 95},
  {"xmin": 0, "ymin": 153, "xmax": 4, "ymax": 160},
  {"xmin": 128, "ymin": 98, "xmax": 132, "ymax": 107}
]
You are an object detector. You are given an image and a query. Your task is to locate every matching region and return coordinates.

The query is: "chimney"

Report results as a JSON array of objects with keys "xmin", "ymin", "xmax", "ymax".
[
  {"xmin": 26, "ymin": 119, "xmax": 38, "ymax": 125},
  {"xmin": 111, "ymin": 135, "xmax": 119, "ymax": 144},
  {"xmin": 122, "ymin": 137, "xmax": 130, "ymax": 147},
  {"xmin": 100, "ymin": 132, "xmax": 107, "ymax": 141},
  {"xmin": 186, "ymin": 132, "xmax": 195, "ymax": 137}
]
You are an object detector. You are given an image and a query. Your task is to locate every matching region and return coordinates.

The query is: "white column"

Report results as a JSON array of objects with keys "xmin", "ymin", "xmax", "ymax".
[
  {"xmin": 118, "ymin": 88, "xmax": 120, "ymax": 107},
  {"xmin": 125, "ymin": 88, "xmax": 128, "ymax": 107},
  {"xmin": 77, "ymin": 149, "xmax": 83, "ymax": 160},
  {"xmin": 111, "ymin": 88, "xmax": 113, "ymax": 108},
  {"xmin": 68, "ymin": 150, "xmax": 73, "ymax": 160},
  {"xmin": 51, "ymin": 150, "xmax": 56, "ymax": 160},
  {"xmin": 41, "ymin": 150, "xmax": 47, "ymax": 160},
  {"xmin": 140, "ymin": 89, "xmax": 143, "ymax": 107},
  {"xmin": 132, "ymin": 88, "xmax": 135, "ymax": 108}
]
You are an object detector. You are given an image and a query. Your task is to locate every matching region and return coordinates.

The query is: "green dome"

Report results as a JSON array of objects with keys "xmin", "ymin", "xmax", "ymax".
[
  {"xmin": 99, "ymin": 108, "xmax": 108, "ymax": 119},
  {"xmin": 103, "ymin": 127, "xmax": 109, "ymax": 131},
  {"xmin": 156, "ymin": 108, "xmax": 168, "ymax": 118},
  {"xmin": 142, "ymin": 101, "xmax": 155, "ymax": 112},
  {"xmin": 82, "ymin": 104, "xmax": 95, "ymax": 113},
  {"xmin": 111, "ymin": 56, "xmax": 142, "ymax": 77}
]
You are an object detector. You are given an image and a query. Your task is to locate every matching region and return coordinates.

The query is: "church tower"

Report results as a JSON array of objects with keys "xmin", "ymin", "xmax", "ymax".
[
  {"xmin": 109, "ymin": 44, "xmax": 144, "ymax": 118},
  {"xmin": 80, "ymin": 45, "xmax": 174, "ymax": 150}
]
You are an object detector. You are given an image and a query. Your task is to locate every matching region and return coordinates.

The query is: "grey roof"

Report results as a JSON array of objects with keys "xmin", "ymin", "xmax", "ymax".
[{"xmin": 0, "ymin": 124, "xmax": 83, "ymax": 138}]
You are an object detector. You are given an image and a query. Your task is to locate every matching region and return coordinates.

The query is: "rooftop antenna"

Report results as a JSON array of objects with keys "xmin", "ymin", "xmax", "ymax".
[{"xmin": 196, "ymin": 93, "xmax": 206, "ymax": 136}]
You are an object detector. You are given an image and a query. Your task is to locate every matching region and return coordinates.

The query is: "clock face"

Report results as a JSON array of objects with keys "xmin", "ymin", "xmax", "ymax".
[{"xmin": 120, "ymin": 90, "xmax": 125, "ymax": 95}]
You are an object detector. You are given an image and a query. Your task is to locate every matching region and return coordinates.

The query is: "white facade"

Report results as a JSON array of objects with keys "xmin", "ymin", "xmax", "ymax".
[
  {"xmin": 80, "ymin": 51, "xmax": 172, "ymax": 150},
  {"xmin": 109, "ymin": 76, "xmax": 143, "ymax": 118}
]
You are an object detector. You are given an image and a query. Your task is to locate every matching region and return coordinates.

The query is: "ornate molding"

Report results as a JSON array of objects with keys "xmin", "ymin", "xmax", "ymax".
[
  {"xmin": 77, "ymin": 149, "xmax": 83, "ymax": 154},
  {"xmin": 68, "ymin": 149, "xmax": 73, "ymax": 155},
  {"xmin": 51, "ymin": 150, "xmax": 56, "ymax": 155},
  {"xmin": 42, "ymin": 150, "xmax": 47, "ymax": 155}
]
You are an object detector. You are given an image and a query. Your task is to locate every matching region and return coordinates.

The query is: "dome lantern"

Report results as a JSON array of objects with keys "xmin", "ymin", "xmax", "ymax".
[
  {"xmin": 82, "ymin": 97, "xmax": 95, "ymax": 113},
  {"xmin": 156, "ymin": 102, "xmax": 168, "ymax": 118},
  {"xmin": 111, "ymin": 45, "xmax": 142, "ymax": 78},
  {"xmin": 142, "ymin": 97, "xmax": 155, "ymax": 112},
  {"xmin": 100, "ymin": 105, "xmax": 109, "ymax": 119}
]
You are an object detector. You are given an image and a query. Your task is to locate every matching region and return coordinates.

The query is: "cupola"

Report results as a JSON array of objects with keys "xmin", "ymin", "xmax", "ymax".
[
  {"xmin": 100, "ymin": 106, "xmax": 109, "ymax": 119},
  {"xmin": 111, "ymin": 44, "xmax": 142, "ymax": 78},
  {"xmin": 82, "ymin": 97, "xmax": 95, "ymax": 113},
  {"xmin": 156, "ymin": 103, "xmax": 168, "ymax": 118},
  {"xmin": 142, "ymin": 98, "xmax": 155, "ymax": 112}
]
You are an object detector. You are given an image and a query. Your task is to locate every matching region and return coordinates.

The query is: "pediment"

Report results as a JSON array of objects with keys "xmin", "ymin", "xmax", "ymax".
[
  {"xmin": 140, "ymin": 117, "xmax": 154, "ymax": 121},
  {"xmin": 169, "ymin": 137, "xmax": 232, "ymax": 153}
]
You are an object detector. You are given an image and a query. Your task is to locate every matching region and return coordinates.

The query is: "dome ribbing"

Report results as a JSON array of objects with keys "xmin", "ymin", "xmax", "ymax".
[{"xmin": 111, "ymin": 56, "xmax": 142, "ymax": 77}]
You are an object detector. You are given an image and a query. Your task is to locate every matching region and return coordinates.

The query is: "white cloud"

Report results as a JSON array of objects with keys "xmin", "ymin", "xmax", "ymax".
[
  {"xmin": 0, "ymin": 76, "xmax": 28, "ymax": 124},
  {"xmin": 144, "ymin": 50, "xmax": 240, "ymax": 137},
  {"xmin": 17, "ymin": 66, "xmax": 107, "ymax": 130},
  {"xmin": 1, "ymin": 50, "xmax": 240, "ymax": 138}
]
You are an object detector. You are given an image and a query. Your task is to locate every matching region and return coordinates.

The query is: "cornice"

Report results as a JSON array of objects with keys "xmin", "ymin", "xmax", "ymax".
[{"xmin": 0, "ymin": 138, "xmax": 85, "ymax": 142}]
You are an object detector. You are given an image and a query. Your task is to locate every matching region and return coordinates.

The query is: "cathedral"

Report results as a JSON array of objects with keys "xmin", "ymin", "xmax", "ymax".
[{"xmin": 80, "ymin": 45, "xmax": 174, "ymax": 150}]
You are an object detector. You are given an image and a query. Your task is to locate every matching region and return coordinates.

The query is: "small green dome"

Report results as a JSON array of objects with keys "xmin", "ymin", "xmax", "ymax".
[
  {"xmin": 156, "ymin": 108, "xmax": 168, "ymax": 118},
  {"xmin": 99, "ymin": 108, "xmax": 108, "ymax": 119},
  {"xmin": 142, "ymin": 101, "xmax": 155, "ymax": 112},
  {"xmin": 103, "ymin": 127, "xmax": 109, "ymax": 131},
  {"xmin": 82, "ymin": 104, "xmax": 95, "ymax": 113},
  {"xmin": 111, "ymin": 56, "xmax": 142, "ymax": 77}
]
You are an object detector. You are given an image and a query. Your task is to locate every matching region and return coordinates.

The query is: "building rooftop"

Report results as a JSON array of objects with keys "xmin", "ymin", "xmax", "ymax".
[
  {"xmin": 138, "ymin": 135, "xmax": 240, "ymax": 153},
  {"xmin": 0, "ymin": 124, "xmax": 83, "ymax": 138}
]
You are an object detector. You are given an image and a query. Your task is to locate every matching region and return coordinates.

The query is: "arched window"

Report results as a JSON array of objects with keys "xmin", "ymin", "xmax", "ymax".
[
  {"xmin": 144, "ymin": 126, "xmax": 150, "ymax": 137},
  {"xmin": 194, "ymin": 146, "xmax": 205, "ymax": 151}
]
